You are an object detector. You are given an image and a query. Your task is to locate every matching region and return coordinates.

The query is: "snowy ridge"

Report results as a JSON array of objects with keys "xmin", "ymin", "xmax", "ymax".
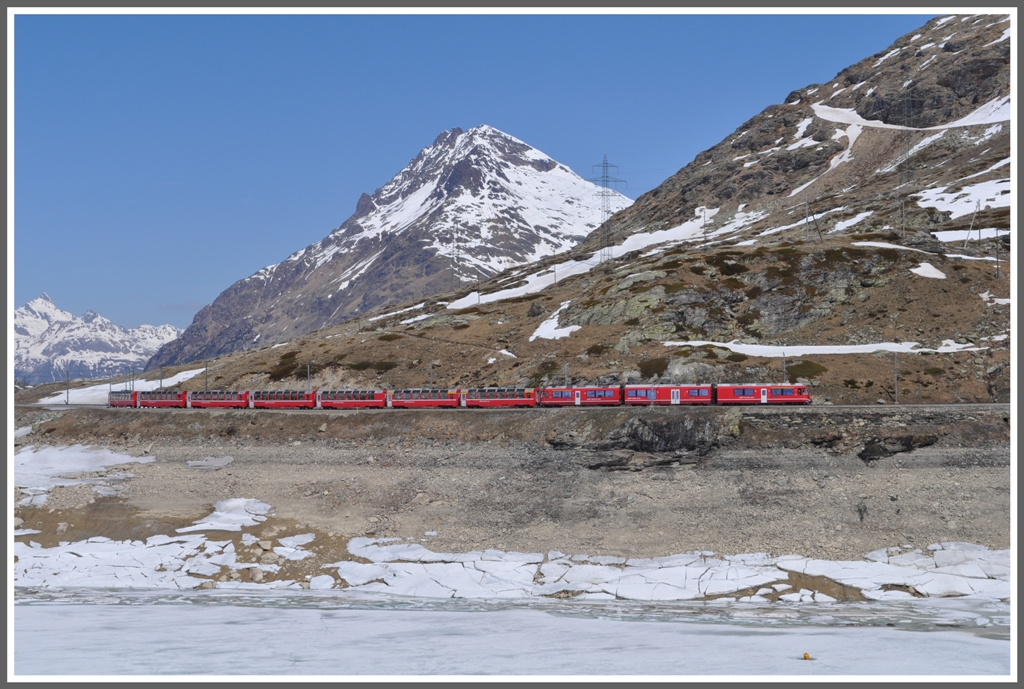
[
  {"xmin": 280, "ymin": 125, "xmax": 631, "ymax": 287},
  {"xmin": 14, "ymin": 294, "xmax": 181, "ymax": 385}
]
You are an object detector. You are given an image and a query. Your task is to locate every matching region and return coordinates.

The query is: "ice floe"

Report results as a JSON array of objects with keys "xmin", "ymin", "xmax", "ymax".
[
  {"xmin": 176, "ymin": 498, "xmax": 271, "ymax": 533},
  {"xmin": 14, "ymin": 444, "xmax": 154, "ymax": 507}
]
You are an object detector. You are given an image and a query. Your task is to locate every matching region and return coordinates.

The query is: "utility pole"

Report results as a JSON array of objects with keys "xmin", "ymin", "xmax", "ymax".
[
  {"xmin": 962, "ymin": 201, "xmax": 980, "ymax": 249},
  {"xmin": 702, "ymin": 208, "xmax": 709, "ymax": 247},
  {"xmin": 589, "ymin": 154, "xmax": 626, "ymax": 264},
  {"xmin": 995, "ymin": 232, "xmax": 1002, "ymax": 278},
  {"xmin": 563, "ymin": 362, "xmax": 569, "ymax": 388},
  {"xmin": 782, "ymin": 351, "xmax": 787, "ymax": 384},
  {"xmin": 805, "ymin": 193, "xmax": 823, "ymax": 240},
  {"xmin": 160, "ymin": 366, "xmax": 164, "ymax": 389},
  {"xmin": 65, "ymin": 366, "xmax": 70, "ymax": 405},
  {"xmin": 894, "ymin": 351, "xmax": 899, "ymax": 404},
  {"xmin": 429, "ymin": 361, "xmax": 433, "ymax": 388},
  {"xmin": 205, "ymin": 365, "xmax": 209, "ymax": 392},
  {"xmin": 307, "ymin": 363, "xmax": 311, "ymax": 392}
]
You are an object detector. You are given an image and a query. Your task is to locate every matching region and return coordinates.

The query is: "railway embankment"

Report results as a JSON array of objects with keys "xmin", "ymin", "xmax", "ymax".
[{"xmin": 15, "ymin": 402, "xmax": 1011, "ymax": 468}]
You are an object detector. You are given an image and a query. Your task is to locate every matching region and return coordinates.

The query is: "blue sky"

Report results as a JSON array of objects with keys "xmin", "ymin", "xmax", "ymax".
[{"xmin": 13, "ymin": 11, "xmax": 937, "ymax": 329}]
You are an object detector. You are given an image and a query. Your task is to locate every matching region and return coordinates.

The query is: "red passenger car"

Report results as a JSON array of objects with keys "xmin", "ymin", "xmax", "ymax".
[
  {"xmin": 188, "ymin": 390, "xmax": 250, "ymax": 409},
  {"xmin": 537, "ymin": 386, "xmax": 622, "ymax": 407},
  {"xmin": 138, "ymin": 390, "xmax": 188, "ymax": 408},
  {"xmin": 624, "ymin": 385, "xmax": 713, "ymax": 405},
  {"xmin": 715, "ymin": 383, "xmax": 811, "ymax": 405},
  {"xmin": 317, "ymin": 389, "xmax": 387, "ymax": 409},
  {"xmin": 460, "ymin": 387, "xmax": 537, "ymax": 408},
  {"xmin": 388, "ymin": 388, "xmax": 460, "ymax": 409},
  {"xmin": 108, "ymin": 390, "xmax": 138, "ymax": 407},
  {"xmin": 248, "ymin": 390, "xmax": 316, "ymax": 409}
]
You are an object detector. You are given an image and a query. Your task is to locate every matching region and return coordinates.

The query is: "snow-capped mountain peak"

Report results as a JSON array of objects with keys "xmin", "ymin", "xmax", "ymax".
[
  {"xmin": 149, "ymin": 124, "xmax": 631, "ymax": 368},
  {"xmin": 14, "ymin": 295, "xmax": 181, "ymax": 385}
]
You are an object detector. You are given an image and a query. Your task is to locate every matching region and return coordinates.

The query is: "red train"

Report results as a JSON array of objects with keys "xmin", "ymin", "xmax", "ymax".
[{"xmin": 109, "ymin": 383, "xmax": 810, "ymax": 409}]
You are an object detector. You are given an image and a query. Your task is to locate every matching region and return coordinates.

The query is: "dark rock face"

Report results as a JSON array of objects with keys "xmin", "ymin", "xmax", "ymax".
[{"xmin": 586, "ymin": 415, "xmax": 720, "ymax": 455}]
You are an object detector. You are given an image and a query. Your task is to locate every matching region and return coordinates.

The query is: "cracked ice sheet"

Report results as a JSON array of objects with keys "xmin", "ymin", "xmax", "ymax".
[
  {"xmin": 14, "ymin": 444, "xmax": 154, "ymax": 506},
  {"xmin": 327, "ymin": 539, "xmax": 1010, "ymax": 603}
]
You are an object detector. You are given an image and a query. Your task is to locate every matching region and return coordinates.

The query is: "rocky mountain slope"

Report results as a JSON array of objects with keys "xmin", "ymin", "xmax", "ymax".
[
  {"xmin": 39, "ymin": 13, "xmax": 1007, "ymax": 408},
  {"xmin": 14, "ymin": 294, "xmax": 181, "ymax": 385},
  {"xmin": 593, "ymin": 13, "xmax": 1010, "ymax": 252},
  {"xmin": 148, "ymin": 125, "xmax": 630, "ymax": 369}
]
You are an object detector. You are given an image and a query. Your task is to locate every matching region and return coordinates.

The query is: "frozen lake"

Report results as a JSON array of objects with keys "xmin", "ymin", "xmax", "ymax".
[
  {"xmin": 14, "ymin": 589, "xmax": 1011, "ymax": 677},
  {"xmin": 12, "ymin": 445, "xmax": 1013, "ymax": 678}
]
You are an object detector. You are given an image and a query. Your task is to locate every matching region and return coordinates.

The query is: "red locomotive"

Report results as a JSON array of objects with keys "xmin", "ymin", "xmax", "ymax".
[
  {"xmin": 715, "ymin": 383, "xmax": 811, "ymax": 405},
  {"xmin": 537, "ymin": 386, "xmax": 622, "ymax": 406},
  {"xmin": 624, "ymin": 384, "xmax": 714, "ymax": 405}
]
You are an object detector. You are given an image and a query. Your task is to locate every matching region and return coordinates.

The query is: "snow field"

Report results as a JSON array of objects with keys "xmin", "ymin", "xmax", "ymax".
[
  {"xmin": 36, "ymin": 368, "xmax": 204, "ymax": 405},
  {"xmin": 661, "ymin": 338, "xmax": 986, "ymax": 357},
  {"xmin": 528, "ymin": 301, "xmax": 580, "ymax": 341}
]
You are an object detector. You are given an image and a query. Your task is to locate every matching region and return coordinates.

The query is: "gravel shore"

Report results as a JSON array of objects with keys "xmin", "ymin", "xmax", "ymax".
[{"xmin": 15, "ymin": 404, "xmax": 1011, "ymax": 565}]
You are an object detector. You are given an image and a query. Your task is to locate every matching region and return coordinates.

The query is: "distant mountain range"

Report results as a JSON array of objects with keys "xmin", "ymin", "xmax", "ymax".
[
  {"xmin": 148, "ymin": 125, "xmax": 630, "ymax": 369},
  {"xmin": 14, "ymin": 294, "xmax": 181, "ymax": 385}
]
